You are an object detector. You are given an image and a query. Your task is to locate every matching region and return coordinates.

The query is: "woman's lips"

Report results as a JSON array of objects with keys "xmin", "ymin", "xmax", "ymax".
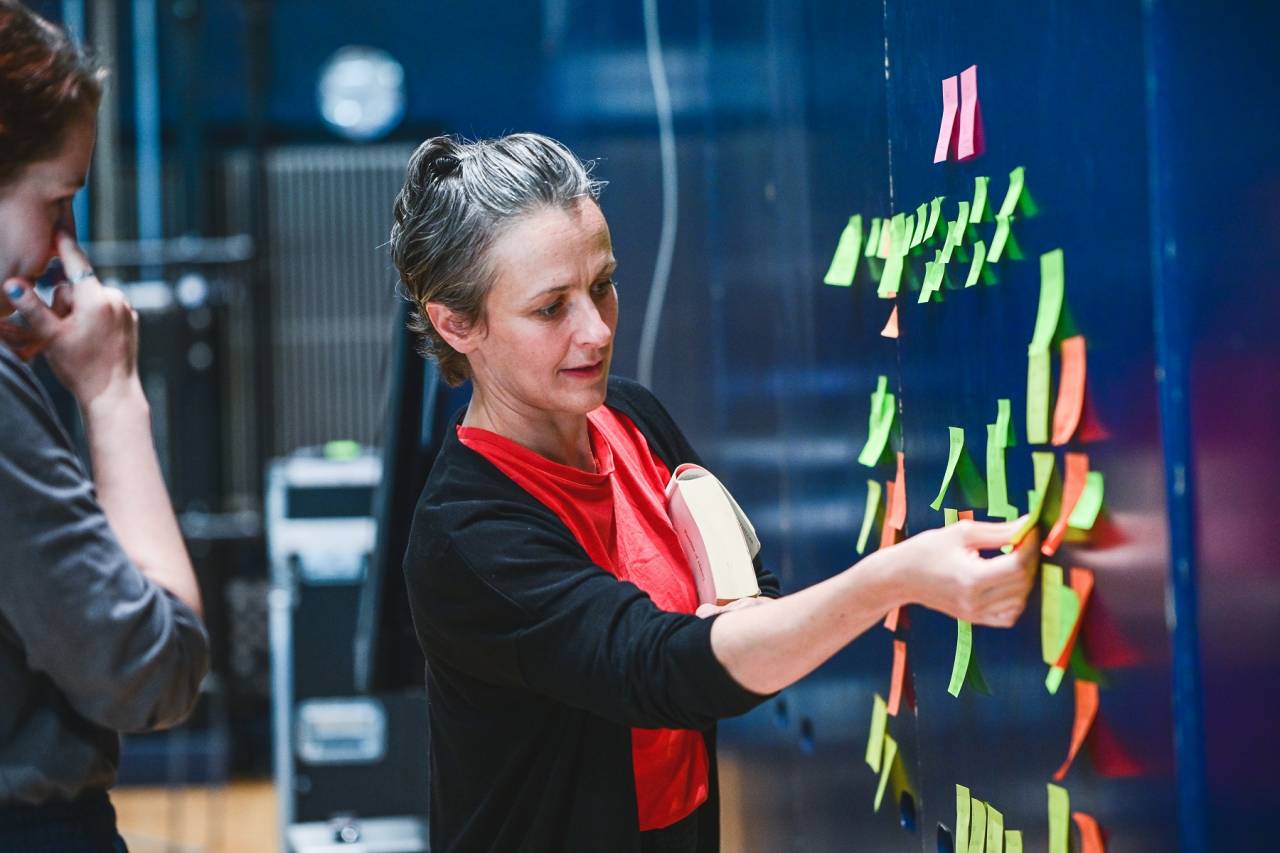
[{"xmin": 561, "ymin": 361, "xmax": 603, "ymax": 379}]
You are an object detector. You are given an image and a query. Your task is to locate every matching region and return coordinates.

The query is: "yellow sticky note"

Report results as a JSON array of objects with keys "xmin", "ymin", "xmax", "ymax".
[
  {"xmin": 931, "ymin": 426, "xmax": 965, "ymax": 510},
  {"xmin": 1012, "ymin": 451, "xmax": 1055, "ymax": 547},
  {"xmin": 944, "ymin": 507, "xmax": 960, "ymax": 526},
  {"xmin": 986, "ymin": 803, "xmax": 1004, "ymax": 853},
  {"xmin": 823, "ymin": 214, "xmax": 863, "ymax": 286},
  {"xmin": 1041, "ymin": 563, "xmax": 1064, "ymax": 664},
  {"xmin": 965, "ymin": 240, "xmax": 987, "ymax": 287},
  {"xmin": 999, "ymin": 166, "xmax": 1026, "ymax": 218},
  {"xmin": 968, "ymin": 796, "xmax": 987, "ymax": 853},
  {"xmin": 865, "ymin": 693, "xmax": 887, "ymax": 771},
  {"xmin": 874, "ymin": 734, "xmax": 898, "ymax": 811},
  {"xmin": 911, "ymin": 202, "xmax": 928, "ymax": 246},
  {"xmin": 864, "ymin": 217, "xmax": 883, "ymax": 258},
  {"xmin": 1029, "ymin": 249, "xmax": 1065, "ymax": 354},
  {"xmin": 878, "ymin": 253, "xmax": 904, "ymax": 298},
  {"xmin": 1026, "ymin": 348, "xmax": 1052, "ymax": 444},
  {"xmin": 924, "ymin": 196, "xmax": 943, "ymax": 241},
  {"xmin": 1005, "ymin": 830, "xmax": 1023, "ymax": 853},
  {"xmin": 1045, "ymin": 584, "xmax": 1081, "ymax": 693},
  {"xmin": 857, "ymin": 479, "xmax": 883, "ymax": 555},
  {"xmin": 971, "ymin": 176, "xmax": 989, "ymax": 224},
  {"xmin": 1068, "ymin": 471, "xmax": 1105, "ymax": 530},
  {"xmin": 948, "ymin": 619, "xmax": 973, "ymax": 697},
  {"xmin": 1047, "ymin": 784, "xmax": 1070, "ymax": 853},
  {"xmin": 955, "ymin": 785, "xmax": 972, "ymax": 853},
  {"xmin": 988, "ymin": 214, "xmax": 1013, "ymax": 262}
]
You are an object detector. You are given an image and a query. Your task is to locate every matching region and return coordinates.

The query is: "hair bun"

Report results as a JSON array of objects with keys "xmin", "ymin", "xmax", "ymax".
[{"xmin": 428, "ymin": 154, "xmax": 461, "ymax": 179}]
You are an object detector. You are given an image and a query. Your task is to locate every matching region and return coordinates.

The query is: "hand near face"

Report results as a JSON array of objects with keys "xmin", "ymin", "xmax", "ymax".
[
  {"xmin": 896, "ymin": 518, "xmax": 1039, "ymax": 627},
  {"xmin": 1, "ymin": 230, "xmax": 140, "ymax": 407}
]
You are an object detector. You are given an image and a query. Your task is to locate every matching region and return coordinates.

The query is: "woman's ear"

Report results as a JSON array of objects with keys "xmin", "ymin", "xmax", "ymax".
[{"xmin": 425, "ymin": 302, "xmax": 481, "ymax": 354}]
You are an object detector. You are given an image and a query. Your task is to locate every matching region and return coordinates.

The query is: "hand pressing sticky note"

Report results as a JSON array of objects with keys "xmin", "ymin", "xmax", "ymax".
[
  {"xmin": 1052, "ymin": 336, "xmax": 1087, "ymax": 444},
  {"xmin": 857, "ymin": 479, "xmax": 883, "ymax": 555},
  {"xmin": 823, "ymin": 215, "xmax": 863, "ymax": 286},
  {"xmin": 887, "ymin": 639, "xmax": 908, "ymax": 715},
  {"xmin": 986, "ymin": 803, "xmax": 1004, "ymax": 853},
  {"xmin": 948, "ymin": 618, "xmax": 973, "ymax": 697},
  {"xmin": 1029, "ymin": 249, "xmax": 1066, "ymax": 354},
  {"xmin": 931, "ymin": 427, "xmax": 966, "ymax": 510},
  {"xmin": 955, "ymin": 785, "xmax": 972, "ymax": 853},
  {"xmin": 874, "ymin": 734, "xmax": 898, "ymax": 811},
  {"xmin": 1068, "ymin": 471, "xmax": 1105, "ymax": 530},
  {"xmin": 967, "ymin": 795, "xmax": 987, "ymax": 853},
  {"xmin": 865, "ymin": 693, "xmax": 888, "ymax": 771},
  {"xmin": 971, "ymin": 176, "xmax": 990, "ymax": 224},
  {"xmin": 1048, "ymin": 784, "xmax": 1070, "ymax": 853}
]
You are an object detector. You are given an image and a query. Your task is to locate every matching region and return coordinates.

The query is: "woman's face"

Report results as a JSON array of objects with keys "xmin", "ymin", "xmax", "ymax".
[
  {"xmin": 0, "ymin": 109, "xmax": 96, "ymax": 284},
  {"xmin": 462, "ymin": 197, "xmax": 618, "ymax": 420}
]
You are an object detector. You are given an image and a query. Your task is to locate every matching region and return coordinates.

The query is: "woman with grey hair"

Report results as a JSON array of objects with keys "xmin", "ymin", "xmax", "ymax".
[{"xmin": 391, "ymin": 132, "xmax": 1036, "ymax": 852}]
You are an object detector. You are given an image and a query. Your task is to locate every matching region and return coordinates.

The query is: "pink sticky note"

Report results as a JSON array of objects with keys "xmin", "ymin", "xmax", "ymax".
[
  {"xmin": 957, "ymin": 65, "xmax": 985, "ymax": 161},
  {"xmin": 933, "ymin": 75, "xmax": 960, "ymax": 163}
]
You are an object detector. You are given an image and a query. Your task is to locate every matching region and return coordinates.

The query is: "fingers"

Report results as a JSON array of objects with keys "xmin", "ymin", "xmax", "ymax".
[
  {"xmin": 956, "ymin": 516, "xmax": 1029, "ymax": 550},
  {"xmin": 51, "ymin": 283, "xmax": 75, "ymax": 318},
  {"xmin": 4, "ymin": 279, "xmax": 61, "ymax": 343},
  {"xmin": 694, "ymin": 603, "xmax": 721, "ymax": 619},
  {"xmin": 54, "ymin": 229, "xmax": 99, "ymax": 290}
]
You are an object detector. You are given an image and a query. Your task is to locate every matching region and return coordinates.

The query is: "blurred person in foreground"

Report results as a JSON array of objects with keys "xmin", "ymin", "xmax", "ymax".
[
  {"xmin": 0, "ymin": 2, "xmax": 209, "ymax": 850},
  {"xmin": 390, "ymin": 132, "xmax": 1039, "ymax": 853}
]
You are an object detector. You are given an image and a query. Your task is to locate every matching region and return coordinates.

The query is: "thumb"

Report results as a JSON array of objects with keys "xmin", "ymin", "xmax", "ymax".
[
  {"xmin": 4, "ymin": 279, "xmax": 61, "ymax": 340},
  {"xmin": 958, "ymin": 516, "xmax": 1029, "ymax": 549}
]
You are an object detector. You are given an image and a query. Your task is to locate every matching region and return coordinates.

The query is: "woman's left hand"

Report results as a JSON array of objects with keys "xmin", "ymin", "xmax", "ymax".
[{"xmin": 695, "ymin": 596, "xmax": 773, "ymax": 619}]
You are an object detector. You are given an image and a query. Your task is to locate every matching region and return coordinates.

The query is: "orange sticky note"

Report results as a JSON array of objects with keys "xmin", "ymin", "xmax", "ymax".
[
  {"xmin": 887, "ymin": 639, "xmax": 907, "ymax": 715},
  {"xmin": 879, "ymin": 479, "xmax": 899, "ymax": 549},
  {"xmin": 958, "ymin": 510, "xmax": 975, "ymax": 521},
  {"xmin": 883, "ymin": 607, "xmax": 901, "ymax": 632},
  {"xmin": 957, "ymin": 65, "xmax": 984, "ymax": 161},
  {"xmin": 934, "ymin": 75, "xmax": 959, "ymax": 163},
  {"xmin": 1053, "ymin": 679, "xmax": 1100, "ymax": 781},
  {"xmin": 1052, "ymin": 336, "xmax": 1086, "ymax": 445},
  {"xmin": 1043, "ymin": 452, "xmax": 1090, "ymax": 555},
  {"xmin": 888, "ymin": 451, "xmax": 907, "ymax": 530},
  {"xmin": 881, "ymin": 305, "xmax": 900, "ymax": 339},
  {"xmin": 1071, "ymin": 811, "xmax": 1106, "ymax": 853},
  {"xmin": 1054, "ymin": 567, "xmax": 1095, "ymax": 670}
]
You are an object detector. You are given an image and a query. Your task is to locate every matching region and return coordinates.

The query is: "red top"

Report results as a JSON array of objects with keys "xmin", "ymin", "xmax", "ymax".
[{"xmin": 457, "ymin": 405, "xmax": 708, "ymax": 831}]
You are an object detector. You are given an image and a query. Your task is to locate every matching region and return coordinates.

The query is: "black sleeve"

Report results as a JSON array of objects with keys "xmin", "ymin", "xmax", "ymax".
[
  {"xmin": 0, "ymin": 351, "xmax": 209, "ymax": 733},
  {"xmin": 404, "ymin": 500, "xmax": 774, "ymax": 731},
  {"xmin": 607, "ymin": 376, "xmax": 783, "ymax": 598}
]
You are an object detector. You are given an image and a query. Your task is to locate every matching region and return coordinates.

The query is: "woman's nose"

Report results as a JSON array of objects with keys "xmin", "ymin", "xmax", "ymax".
[{"xmin": 575, "ymin": 300, "xmax": 613, "ymax": 348}]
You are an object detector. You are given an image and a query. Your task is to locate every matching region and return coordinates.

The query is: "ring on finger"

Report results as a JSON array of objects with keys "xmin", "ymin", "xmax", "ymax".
[{"xmin": 70, "ymin": 267, "xmax": 97, "ymax": 283}]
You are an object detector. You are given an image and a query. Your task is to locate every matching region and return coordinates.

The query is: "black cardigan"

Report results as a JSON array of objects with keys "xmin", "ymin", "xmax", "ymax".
[{"xmin": 403, "ymin": 376, "xmax": 781, "ymax": 852}]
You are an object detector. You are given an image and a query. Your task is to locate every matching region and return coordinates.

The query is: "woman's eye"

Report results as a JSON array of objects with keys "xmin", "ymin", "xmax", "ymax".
[
  {"xmin": 537, "ymin": 300, "xmax": 563, "ymax": 318},
  {"xmin": 592, "ymin": 278, "xmax": 616, "ymax": 297}
]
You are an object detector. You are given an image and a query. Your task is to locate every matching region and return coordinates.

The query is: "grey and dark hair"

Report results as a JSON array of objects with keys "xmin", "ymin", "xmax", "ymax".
[{"xmin": 389, "ymin": 132, "xmax": 605, "ymax": 386}]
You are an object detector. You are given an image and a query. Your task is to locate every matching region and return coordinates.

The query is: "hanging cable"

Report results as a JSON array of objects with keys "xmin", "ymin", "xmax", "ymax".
[{"xmin": 637, "ymin": 0, "xmax": 679, "ymax": 388}]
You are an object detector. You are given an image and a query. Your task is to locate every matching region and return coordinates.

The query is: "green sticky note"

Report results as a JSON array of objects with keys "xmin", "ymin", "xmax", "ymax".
[
  {"xmin": 940, "ymin": 222, "xmax": 959, "ymax": 264},
  {"xmin": 931, "ymin": 427, "xmax": 965, "ymax": 510},
  {"xmin": 968, "ymin": 796, "xmax": 987, "ymax": 853},
  {"xmin": 1004, "ymin": 830, "xmax": 1023, "ymax": 853},
  {"xmin": 857, "ymin": 479, "xmax": 883, "ymax": 554},
  {"xmin": 965, "ymin": 240, "xmax": 987, "ymax": 287},
  {"xmin": 985, "ymin": 424, "xmax": 1015, "ymax": 520},
  {"xmin": 911, "ymin": 203, "xmax": 928, "ymax": 246},
  {"xmin": 948, "ymin": 619, "xmax": 973, "ymax": 697},
  {"xmin": 878, "ymin": 253, "xmax": 904, "ymax": 298},
  {"xmin": 924, "ymin": 196, "xmax": 943, "ymax": 241},
  {"xmin": 858, "ymin": 391, "xmax": 896, "ymax": 467},
  {"xmin": 865, "ymin": 693, "xmax": 888, "ymax": 771},
  {"xmin": 999, "ymin": 166, "xmax": 1026, "ymax": 218},
  {"xmin": 1013, "ymin": 451, "xmax": 1056, "ymax": 547},
  {"xmin": 971, "ymin": 176, "xmax": 990, "ymax": 224},
  {"xmin": 966, "ymin": 653, "xmax": 991, "ymax": 695},
  {"xmin": 876, "ymin": 214, "xmax": 896, "ymax": 259},
  {"xmin": 1045, "ymin": 584, "xmax": 1081, "ymax": 692},
  {"xmin": 823, "ymin": 215, "xmax": 863, "ymax": 286},
  {"xmin": 874, "ymin": 734, "xmax": 897, "ymax": 811},
  {"xmin": 893, "ymin": 212, "xmax": 908, "ymax": 254},
  {"xmin": 1026, "ymin": 348, "xmax": 1052, "ymax": 444},
  {"xmin": 996, "ymin": 398, "xmax": 1016, "ymax": 447},
  {"xmin": 1029, "ymin": 249, "xmax": 1066, "ymax": 354},
  {"xmin": 918, "ymin": 263, "xmax": 938, "ymax": 305},
  {"xmin": 1047, "ymin": 784, "xmax": 1070, "ymax": 853},
  {"xmin": 988, "ymin": 214, "xmax": 1013, "ymax": 262},
  {"xmin": 902, "ymin": 214, "xmax": 915, "ymax": 253},
  {"xmin": 955, "ymin": 785, "xmax": 972, "ymax": 853},
  {"xmin": 943, "ymin": 507, "xmax": 960, "ymax": 526},
  {"xmin": 955, "ymin": 200, "xmax": 971, "ymax": 238},
  {"xmin": 864, "ymin": 217, "xmax": 883, "ymax": 258},
  {"xmin": 986, "ymin": 803, "xmax": 1004, "ymax": 853},
  {"xmin": 1069, "ymin": 471, "xmax": 1106, "ymax": 530},
  {"xmin": 1040, "ymin": 563, "xmax": 1064, "ymax": 664},
  {"xmin": 1070, "ymin": 641, "xmax": 1107, "ymax": 684}
]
